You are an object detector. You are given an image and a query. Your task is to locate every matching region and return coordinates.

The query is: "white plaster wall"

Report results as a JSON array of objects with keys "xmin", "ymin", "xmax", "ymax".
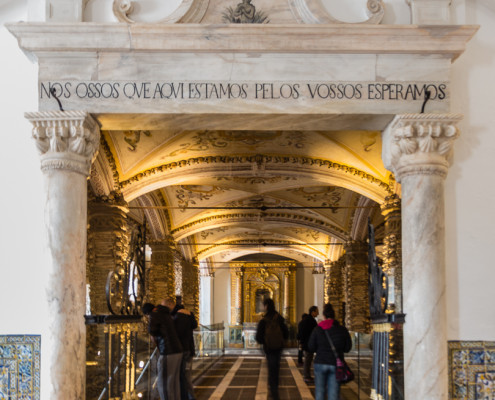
[
  {"xmin": 447, "ymin": 0, "xmax": 495, "ymax": 341},
  {"xmin": 212, "ymin": 267, "xmax": 230, "ymax": 332},
  {"xmin": 296, "ymin": 266, "xmax": 317, "ymax": 322},
  {"xmin": 0, "ymin": 5, "xmax": 52, "ymax": 400}
]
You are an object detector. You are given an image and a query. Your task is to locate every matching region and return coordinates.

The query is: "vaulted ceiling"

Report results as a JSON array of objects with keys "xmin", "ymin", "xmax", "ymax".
[{"xmin": 90, "ymin": 127, "xmax": 394, "ymax": 268}]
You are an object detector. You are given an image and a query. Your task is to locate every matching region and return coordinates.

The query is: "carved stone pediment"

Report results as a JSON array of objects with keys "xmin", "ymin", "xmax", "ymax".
[{"xmin": 112, "ymin": 0, "xmax": 384, "ymax": 24}]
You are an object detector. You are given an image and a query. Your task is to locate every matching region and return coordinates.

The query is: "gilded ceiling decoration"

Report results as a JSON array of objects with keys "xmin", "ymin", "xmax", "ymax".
[
  {"xmin": 93, "ymin": 127, "xmax": 392, "ymax": 265},
  {"xmin": 123, "ymin": 130, "xmax": 151, "ymax": 152},
  {"xmin": 287, "ymin": 186, "xmax": 343, "ymax": 212},
  {"xmin": 201, "ymin": 227, "xmax": 229, "ymax": 239},
  {"xmin": 175, "ymin": 185, "xmax": 229, "ymax": 212},
  {"xmin": 168, "ymin": 130, "xmax": 305, "ymax": 158},
  {"xmin": 293, "ymin": 228, "xmax": 321, "ymax": 242}
]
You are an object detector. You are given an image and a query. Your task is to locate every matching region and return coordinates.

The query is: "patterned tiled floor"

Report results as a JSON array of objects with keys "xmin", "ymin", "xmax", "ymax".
[{"xmin": 193, "ymin": 355, "xmax": 372, "ymax": 400}]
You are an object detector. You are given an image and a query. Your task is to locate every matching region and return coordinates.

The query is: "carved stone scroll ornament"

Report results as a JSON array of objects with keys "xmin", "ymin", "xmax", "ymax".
[
  {"xmin": 289, "ymin": 0, "xmax": 385, "ymax": 25},
  {"xmin": 382, "ymin": 114, "xmax": 462, "ymax": 182},
  {"xmin": 26, "ymin": 111, "xmax": 100, "ymax": 176},
  {"xmin": 113, "ymin": 0, "xmax": 209, "ymax": 23}
]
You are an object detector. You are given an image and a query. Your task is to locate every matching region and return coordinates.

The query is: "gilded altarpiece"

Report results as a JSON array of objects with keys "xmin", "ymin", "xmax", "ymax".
[{"xmin": 229, "ymin": 261, "xmax": 296, "ymax": 325}]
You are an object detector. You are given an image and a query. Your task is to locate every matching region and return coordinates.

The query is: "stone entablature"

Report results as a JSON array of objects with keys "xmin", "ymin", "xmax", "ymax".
[{"xmin": 8, "ymin": 24, "xmax": 477, "ymax": 117}]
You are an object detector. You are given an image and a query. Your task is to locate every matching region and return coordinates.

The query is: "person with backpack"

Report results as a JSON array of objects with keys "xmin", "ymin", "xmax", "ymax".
[
  {"xmin": 307, "ymin": 303, "xmax": 352, "ymax": 400},
  {"xmin": 255, "ymin": 297, "xmax": 289, "ymax": 400}
]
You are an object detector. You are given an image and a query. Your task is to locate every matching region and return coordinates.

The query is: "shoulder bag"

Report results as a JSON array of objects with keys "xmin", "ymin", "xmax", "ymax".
[{"xmin": 323, "ymin": 328, "xmax": 355, "ymax": 384}]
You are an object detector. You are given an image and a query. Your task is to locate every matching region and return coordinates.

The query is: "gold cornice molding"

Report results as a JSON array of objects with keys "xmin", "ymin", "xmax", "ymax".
[
  {"xmin": 170, "ymin": 211, "xmax": 348, "ymax": 241},
  {"xmin": 197, "ymin": 239, "xmax": 326, "ymax": 258},
  {"xmin": 7, "ymin": 23, "xmax": 478, "ymax": 60},
  {"xmin": 120, "ymin": 154, "xmax": 391, "ymax": 201},
  {"xmin": 99, "ymin": 134, "xmax": 120, "ymax": 187}
]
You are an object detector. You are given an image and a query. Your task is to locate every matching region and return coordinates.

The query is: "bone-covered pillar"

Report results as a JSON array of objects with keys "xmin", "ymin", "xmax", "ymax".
[
  {"xmin": 382, "ymin": 113, "xmax": 461, "ymax": 400},
  {"xmin": 148, "ymin": 237, "xmax": 176, "ymax": 304},
  {"xmin": 26, "ymin": 111, "xmax": 100, "ymax": 400}
]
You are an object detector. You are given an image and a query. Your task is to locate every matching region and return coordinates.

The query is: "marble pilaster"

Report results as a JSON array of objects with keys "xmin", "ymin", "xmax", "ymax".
[
  {"xmin": 382, "ymin": 113, "xmax": 462, "ymax": 400},
  {"xmin": 148, "ymin": 238, "xmax": 176, "ymax": 304},
  {"xmin": 26, "ymin": 110, "xmax": 100, "ymax": 400},
  {"xmin": 344, "ymin": 241, "xmax": 370, "ymax": 333}
]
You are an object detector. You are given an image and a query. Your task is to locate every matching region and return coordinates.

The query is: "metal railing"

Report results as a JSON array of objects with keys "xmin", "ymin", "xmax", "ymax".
[
  {"xmin": 192, "ymin": 322, "xmax": 225, "ymax": 381},
  {"xmin": 85, "ymin": 314, "xmax": 151, "ymax": 400}
]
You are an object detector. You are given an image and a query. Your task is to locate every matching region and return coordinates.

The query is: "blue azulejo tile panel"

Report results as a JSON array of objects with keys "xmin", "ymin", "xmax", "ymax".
[
  {"xmin": 0, "ymin": 335, "xmax": 41, "ymax": 400},
  {"xmin": 449, "ymin": 341, "xmax": 495, "ymax": 400}
]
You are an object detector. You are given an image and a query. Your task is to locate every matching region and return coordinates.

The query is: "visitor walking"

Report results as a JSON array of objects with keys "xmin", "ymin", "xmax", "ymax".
[
  {"xmin": 168, "ymin": 299, "xmax": 198, "ymax": 400},
  {"xmin": 307, "ymin": 303, "xmax": 352, "ymax": 400},
  {"xmin": 255, "ymin": 298, "xmax": 289, "ymax": 400},
  {"xmin": 143, "ymin": 300, "xmax": 183, "ymax": 400},
  {"xmin": 296, "ymin": 313, "xmax": 309, "ymax": 365},
  {"xmin": 298, "ymin": 306, "xmax": 319, "ymax": 382}
]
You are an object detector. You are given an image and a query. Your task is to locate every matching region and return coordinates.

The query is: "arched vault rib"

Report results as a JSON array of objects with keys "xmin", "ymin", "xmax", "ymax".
[
  {"xmin": 135, "ymin": 192, "xmax": 169, "ymax": 241},
  {"xmin": 196, "ymin": 241, "xmax": 327, "ymax": 261},
  {"xmin": 119, "ymin": 155, "xmax": 391, "ymax": 203},
  {"xmin": 170, "ymin": 212, "xmax": 349, "ymax": 242}
]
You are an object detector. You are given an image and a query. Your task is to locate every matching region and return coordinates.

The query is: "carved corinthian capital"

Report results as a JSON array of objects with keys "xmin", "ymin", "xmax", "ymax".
[
  {"xmin": 382, "ymin": 114, "xmax": 462, "ymax": 182},
  {"xmin": 26, "ymin": 111, "xmax": 100, "ymax": 176}
]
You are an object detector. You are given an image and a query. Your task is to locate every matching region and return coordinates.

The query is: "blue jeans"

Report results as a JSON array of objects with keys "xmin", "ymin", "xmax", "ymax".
[{"xmin": 313, "ymin": 363, "xmax": 339, "ymax": 400}]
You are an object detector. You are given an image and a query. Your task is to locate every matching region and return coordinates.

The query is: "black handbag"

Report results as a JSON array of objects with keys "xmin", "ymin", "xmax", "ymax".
[{"xmin": 323, "ymin": 329, "xmax": 355, "ymax": 384}]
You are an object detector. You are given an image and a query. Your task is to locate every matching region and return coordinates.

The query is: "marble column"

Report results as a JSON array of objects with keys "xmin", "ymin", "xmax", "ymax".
[
  {"xmin": 148, "ymin": 237, "xmax": 176, "ymax": 304},
  {"xmin": 382, "ymin": 113, "xmax": 461, "ymax": 400},
  {"xmin": 380, "ymin": 194, "xmax": 402, "ymax": 313},
  {"xmin": 344, "ymin": 241, "xmax": 369, "ymax": 333},
  {"xmin": 26, "ymin": 111, "xmax": 100, "ymax": 400}
]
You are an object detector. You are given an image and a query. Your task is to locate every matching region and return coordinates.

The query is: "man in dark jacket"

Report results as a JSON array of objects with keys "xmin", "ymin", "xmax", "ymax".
[
  {"xmin": 143, "ymin": 300, "xmax": 183, "ymax": 400},
  {"xmin": 255, "ymin": 298, "xmax": 289, "ymax": 400},
  {"xmin": 307, "ymin": 303, "xmax": 352, "ymax": 400},
  {"xmin": 298, "ymin": 305, "xmax": 319, "ymax": 382},
  {"xmin": 167, "ymin": 299, "xmax": 198, "ymax": 400}
]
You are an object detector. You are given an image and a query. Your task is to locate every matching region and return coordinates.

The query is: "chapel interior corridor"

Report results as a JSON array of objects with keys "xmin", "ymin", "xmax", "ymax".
[{"xmin": 84, "ymin": 117, "xmax": 402, "ymax": 400}]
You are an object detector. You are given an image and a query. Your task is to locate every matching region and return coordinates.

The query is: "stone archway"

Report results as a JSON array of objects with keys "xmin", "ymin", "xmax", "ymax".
[{"xmin": 11, "ymin": 19, "xmax": 475, "ymax": 400}]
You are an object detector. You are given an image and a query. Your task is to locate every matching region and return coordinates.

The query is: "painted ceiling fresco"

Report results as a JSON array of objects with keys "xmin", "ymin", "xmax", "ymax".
[{"xmin": 97, "ymin": 128, "xmax": 390, "ymax": 267}]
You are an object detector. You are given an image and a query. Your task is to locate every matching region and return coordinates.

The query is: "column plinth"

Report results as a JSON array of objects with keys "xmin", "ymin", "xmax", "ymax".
[
  {"xmin": 383, "ymin": 113, "xmax": 461, "ymax": 400},
  {"xmin": 26, "ymin": 111, "xmax": 100, "ymax": 400}
]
